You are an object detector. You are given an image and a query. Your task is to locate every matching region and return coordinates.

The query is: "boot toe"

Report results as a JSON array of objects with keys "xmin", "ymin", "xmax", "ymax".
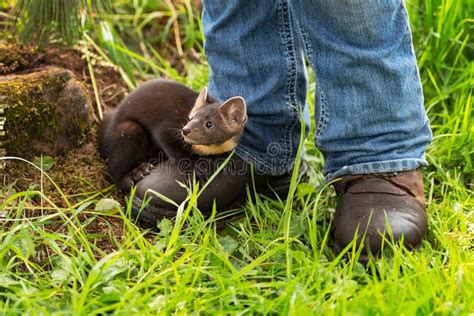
[
  {"xmin": 333, "ymin": 171, "xmax": 427, "ymax": 260},
  {"xmin": 334, "ymin": 198, "xmax": 427, "ymax": 256}
]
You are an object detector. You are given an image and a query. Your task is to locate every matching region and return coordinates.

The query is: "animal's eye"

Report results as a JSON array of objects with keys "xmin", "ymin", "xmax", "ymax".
[{"xmin": 205, "ymin": 121, "xmax": 214, "ymax": 129}]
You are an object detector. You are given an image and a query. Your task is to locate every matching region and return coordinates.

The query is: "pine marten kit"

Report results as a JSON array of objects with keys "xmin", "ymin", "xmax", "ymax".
[{"xmin": 98, "ymin": 80, "xmax": 247, "ymax": 192}]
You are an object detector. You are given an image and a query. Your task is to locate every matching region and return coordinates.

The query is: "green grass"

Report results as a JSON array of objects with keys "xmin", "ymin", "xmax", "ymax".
[{"xmin": 1, "ymin": 0, "xmax": 473, "ymax": 314}]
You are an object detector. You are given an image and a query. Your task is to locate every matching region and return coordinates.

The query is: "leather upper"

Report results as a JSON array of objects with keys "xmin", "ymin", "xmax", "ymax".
[{"xmin": 333, "ymin": 170, "xmax": 427, "ymax": 261}]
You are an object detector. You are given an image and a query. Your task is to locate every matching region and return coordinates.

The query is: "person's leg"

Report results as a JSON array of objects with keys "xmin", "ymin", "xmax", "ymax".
[
  {"xmin": 291, "ymin": 0, "xmax": 431, "ymax": 179},
  {"xmin": 132, "ymin": 0, "xmax": 310, "ymax": 225},
  {"xmin": 291, "ymin": 0, "xmax": 432, "ymax": 260},
  {"xmin": 202, "ymin": 0, "xmax": 310, "ymax": 176}
]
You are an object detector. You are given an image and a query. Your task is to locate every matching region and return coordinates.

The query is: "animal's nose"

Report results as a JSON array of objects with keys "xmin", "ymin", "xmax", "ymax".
[{"xmin": 182, "ymin": 127, "xmax": 191, "ymax": 136}]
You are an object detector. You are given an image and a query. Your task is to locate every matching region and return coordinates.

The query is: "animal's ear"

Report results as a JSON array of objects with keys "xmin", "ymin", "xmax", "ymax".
[
  {"xmin": 219, "ymin": 96, "xmax": 247, "ymax": 127},
  {"xmin": 190, "ymin": 87, "xmax": 208, "ymax": 117},
  {"xmin": 194, "ymin": 87, "xmax": 208, "ymax": 108}
]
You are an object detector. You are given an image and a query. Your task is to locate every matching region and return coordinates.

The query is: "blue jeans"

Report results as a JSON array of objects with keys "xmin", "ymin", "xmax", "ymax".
[{"xmin": 202, "ymin": 0, "xmax": 432, "ymax": 181}]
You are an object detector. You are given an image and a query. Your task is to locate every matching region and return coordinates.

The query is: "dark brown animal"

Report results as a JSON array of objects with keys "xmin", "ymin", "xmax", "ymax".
[{"xmin": 98, "ymin": 79, "xmax": 247, "ymax": 192}]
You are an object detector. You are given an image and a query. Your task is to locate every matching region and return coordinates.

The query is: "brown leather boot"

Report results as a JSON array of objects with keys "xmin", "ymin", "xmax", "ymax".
[
  {"xmin": 131, "ymin": 155, "xmax": 304, "ymax": 226},
  {"xmin": 333, "ymin": 170, "xmax": 427, "ymax": 262}
]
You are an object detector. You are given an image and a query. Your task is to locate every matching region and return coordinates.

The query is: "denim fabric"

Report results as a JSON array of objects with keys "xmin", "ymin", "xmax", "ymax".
[{"xmin": 202, "ymin": 0, "xmax": 432, "ymax": 181}]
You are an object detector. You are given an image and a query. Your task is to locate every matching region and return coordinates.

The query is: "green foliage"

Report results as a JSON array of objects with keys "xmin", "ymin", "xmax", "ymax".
[
  {"xmin": 32, "ymin": 156, "xmax": 56, "ymax": 172},
  {"xmin": 0, "ymin": 0, "xmax": 473, "ymax": 314},
  {"xmin": 406, "ymin": 0, "xmax": 474, "ymax": 186},
  {"xmin": 87, "ymin": 0, "xmax": 205, "ymax": 87},
  {"xmin": 13, "ymin": 0, "xmax": 110, "ymax": 44}
]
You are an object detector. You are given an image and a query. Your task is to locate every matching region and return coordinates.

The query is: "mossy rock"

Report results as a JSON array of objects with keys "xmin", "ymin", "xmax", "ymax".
[{"xmin": 0, "ymin": 66, "xmax": 92, "ymax": 159}]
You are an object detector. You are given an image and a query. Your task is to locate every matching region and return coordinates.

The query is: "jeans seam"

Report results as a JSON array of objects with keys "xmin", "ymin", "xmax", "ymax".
[
  {"xmin": 315, "ymin": 91, "xmax": 329, "ymax": 148},
  {"xmin": 298, "ymin": 27, "xmax": 329, "ymax": 148},
  {"xmin": 278, "ymin": 0, "xmax": 299, "ymax": 163},
  {"xmin": 235, "ymin": 145, "xmax": 273, "ymax": 170}
]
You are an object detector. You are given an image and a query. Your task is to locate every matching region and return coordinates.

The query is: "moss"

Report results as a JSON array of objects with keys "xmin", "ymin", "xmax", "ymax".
[{"xmin": 0, "ymin": 41, "xmax": 37, "ymax": 74}]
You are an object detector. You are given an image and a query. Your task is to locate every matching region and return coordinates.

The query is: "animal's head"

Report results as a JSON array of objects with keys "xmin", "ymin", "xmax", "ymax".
[{"xmin": 181, "ymin": 87, "xmax": 247, "ymax": 155}]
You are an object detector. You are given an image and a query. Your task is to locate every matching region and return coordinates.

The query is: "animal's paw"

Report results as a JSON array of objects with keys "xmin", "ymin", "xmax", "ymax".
[
  {"xmin": 118, "ymin": 162, "xmax": 156, "ymax": 192},
  {"xmin": 130, "ymin": 162, "xmax": 155, "ymax": 182}
]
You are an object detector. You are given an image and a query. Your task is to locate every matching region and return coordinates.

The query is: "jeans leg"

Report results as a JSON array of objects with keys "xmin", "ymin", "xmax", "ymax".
[
  {"xmin": 202, "ymin": 0, "xmax": 310, "ymax": 175},
  {"xmin": 291, "ymin": 0, "xmax": 432, "ymax": 181}
]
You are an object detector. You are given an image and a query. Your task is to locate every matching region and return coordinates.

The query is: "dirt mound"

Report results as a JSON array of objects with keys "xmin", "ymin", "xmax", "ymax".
[{"xmin": 1, "ymin": 42, "xmax": 126, "ymax": 201}]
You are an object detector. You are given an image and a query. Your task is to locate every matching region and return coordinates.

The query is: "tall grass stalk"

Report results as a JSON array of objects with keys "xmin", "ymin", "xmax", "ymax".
[{"xmin": 13, "ymin": 0, "xmax": 110, "ymax": 44}]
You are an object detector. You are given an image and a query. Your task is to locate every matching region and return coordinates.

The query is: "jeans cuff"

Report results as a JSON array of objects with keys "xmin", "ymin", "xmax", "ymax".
[
  {"xmin": 325, "ymin": 158, "xmax": 428, "ymax": 182},
  {"xmin": 234, "ymin": 144, "xmax": 295, "ymax": 176}
]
